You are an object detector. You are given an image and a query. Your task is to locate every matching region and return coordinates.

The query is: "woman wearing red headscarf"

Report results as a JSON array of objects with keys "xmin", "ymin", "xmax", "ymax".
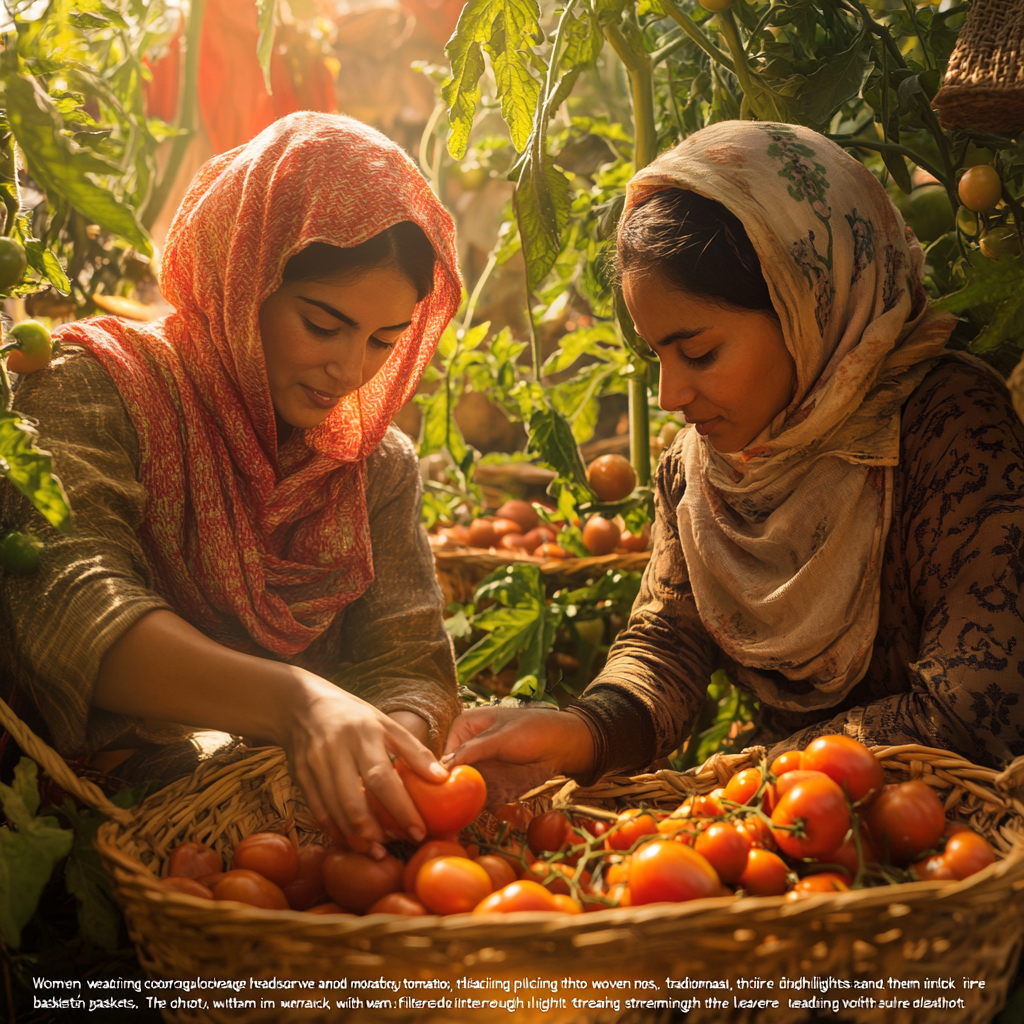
[{"xmin": 0, "ymin": 113, "xmax": 463, "ymax": 855}]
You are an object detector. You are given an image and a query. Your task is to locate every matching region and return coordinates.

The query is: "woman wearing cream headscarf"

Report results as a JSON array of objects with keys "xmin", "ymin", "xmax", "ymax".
[{"xmin": 445, "ymin": 121, "xmax": 1024, "ymax": 795}]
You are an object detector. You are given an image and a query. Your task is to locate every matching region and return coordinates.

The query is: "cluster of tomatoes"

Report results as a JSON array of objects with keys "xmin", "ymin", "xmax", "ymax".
[
  {"xmin": 432, "ymin": 455, "xmax": 651, "ymax": 562},
  {"xmin": 491, "ymin": 736, "xmax": 996, "ymax": 911}
]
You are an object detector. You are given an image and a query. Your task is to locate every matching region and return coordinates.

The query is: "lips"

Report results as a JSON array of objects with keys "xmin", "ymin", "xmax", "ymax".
[
  {"xmin": 300, "ymin": 383, "xmax": 344, "ymax": 409},
  {"xmin": 685, "ymin": 415, "xmax": 722, "ymax": 437}
]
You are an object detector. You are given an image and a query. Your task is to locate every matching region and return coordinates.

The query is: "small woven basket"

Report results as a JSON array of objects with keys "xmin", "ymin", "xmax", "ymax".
[
  {"xmin": 3, "ymin": 692, "xmax": 1024, "ymax": 1024},
  {"xmin": 432, "ymin": 544, "xmax": 651, "ymax": 605},
  {"xmin": 932, "ymin": 0, "xmax": 1024, "ymax": 131}
]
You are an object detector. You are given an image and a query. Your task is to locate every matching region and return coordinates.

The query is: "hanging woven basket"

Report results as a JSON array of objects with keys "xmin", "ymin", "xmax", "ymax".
[{"xmin": 932, "ymin": 0, "xmax": 1024, "ymax": 131}]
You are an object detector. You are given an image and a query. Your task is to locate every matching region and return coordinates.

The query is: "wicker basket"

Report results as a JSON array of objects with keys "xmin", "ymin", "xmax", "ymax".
[
  {"xmin": 4, "ymin": 691, "xmax": 1024, "ymax": 1024},
  {"xmin": 932, "ymin": 0, "xmax": 1024, "ymax": 131},
  {"xmin": 432, "ymin": 543, "xmax": 651, "ymax": 605}
]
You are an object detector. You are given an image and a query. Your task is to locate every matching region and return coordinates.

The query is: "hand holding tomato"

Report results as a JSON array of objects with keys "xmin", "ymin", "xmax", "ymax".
[{"xmin": 442, "ymin": 706, "xmax": 596, "ymax": 806}]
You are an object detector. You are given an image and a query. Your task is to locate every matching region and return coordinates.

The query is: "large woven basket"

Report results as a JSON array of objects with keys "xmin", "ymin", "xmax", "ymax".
[
  {"xmin": 4, "ymin": 692, "xmax": 1024, "ymax": 1024},
  {"xmin": 932, "ymin": 0, "xmax": 1024, "ymax": 131}
]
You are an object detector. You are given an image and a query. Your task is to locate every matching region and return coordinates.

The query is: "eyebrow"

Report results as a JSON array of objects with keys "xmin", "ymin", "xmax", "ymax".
[
  {"xmin": 298, "ymin": 297, "xmax": 412, "ymax": 333},
  {"xmin": 652, "ymin": 326, "xmax": 708, "ymax": 347}
]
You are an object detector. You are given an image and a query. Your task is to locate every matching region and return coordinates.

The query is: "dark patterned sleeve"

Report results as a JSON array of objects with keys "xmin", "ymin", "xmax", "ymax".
[
  {"xmin": 567, "ymin": 441, "xmax": 718, "ymax": 780},
  {"xmin": 768, "ymin": 360, "xmax": 1024, "ymax": 769},
  {"xmin": 332, "ymin": 428, "xmax": 462, "ymax": 756}
]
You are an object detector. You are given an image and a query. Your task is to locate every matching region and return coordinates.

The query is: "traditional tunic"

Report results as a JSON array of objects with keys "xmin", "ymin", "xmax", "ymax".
[{"xmin": 570, "ymin": 356, "xmax": 1024, "ymax": 776}]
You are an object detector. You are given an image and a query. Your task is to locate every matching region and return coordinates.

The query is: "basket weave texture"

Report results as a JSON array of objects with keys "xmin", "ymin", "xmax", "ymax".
[
  {"xmin": 3, "ymin": 692, "xmax": 1024, "ymax": 1024},
  {"xmin": 932, "ymin": 0, "xmax": 1024, "ymax": 130},
  {"xmin": 432, "ymin": 544, "xmax": 651, "ymax": 604}
]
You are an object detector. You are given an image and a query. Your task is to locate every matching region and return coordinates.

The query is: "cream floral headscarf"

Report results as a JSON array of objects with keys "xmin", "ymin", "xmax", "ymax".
[{"xmin": 624, "ymin": 121, "xmax": 958, "ymax": 710}]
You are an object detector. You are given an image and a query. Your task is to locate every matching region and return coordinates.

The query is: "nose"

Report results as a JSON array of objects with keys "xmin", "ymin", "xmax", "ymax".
[
  {"xmin": 323, "ymin": 338, "xmax": 367, "ymax": 393},
  {"xmin": 659, "ymin": 362, "xmax": 698, "ymax": 411}
]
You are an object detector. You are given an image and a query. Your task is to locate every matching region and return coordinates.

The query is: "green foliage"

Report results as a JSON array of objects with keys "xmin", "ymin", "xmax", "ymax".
[
  {"xmin": 0, "ymin": 411, "xmax": 72, "ymax": 534},
  {"xmin": 673, "ymin": 669, "xmax": 760, "ymax": 771},
  {"xmin": 935, "ymin": 254, "xmax": 1024, "ymax": 358},
  {"xmin": 256, "ymin": 0, "xmax": 279, "ymax": 93},
  {"xmin": 0, "ymin": 759, "xmax": 73, "ymax": 948}
]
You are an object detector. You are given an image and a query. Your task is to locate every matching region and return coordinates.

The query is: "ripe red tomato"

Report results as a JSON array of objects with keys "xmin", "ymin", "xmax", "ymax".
[
  {"xmin": 475, "ymin": 855, "xmax": 518, "ymax": 891},
  {"xmin": 281, "ymin": 844, "xmax": 328, "ymax": 910},
  {"xmin": 168, "ymin": 841, "xmax": 223, "ymax": 880},
  {"xmin": 198, "ymin": 871, "xmax": 226, "ymax": 887},
  {"xmin": 527, "ymin": 810, "xmax": 571, "ymax": 856},
  {"xmin": 604, "ymin": 859, "xmax": 630, "ymax": 887},
  {"xmin": 473, "ymin": 880, "xmax": 559, "ymax": 914},
  {"xmin": 770, "ymin": 750, "xmax": 803, "ymax": 777},
  {"xmin": 791, "ymin": 872, "xmax": 851, "ymax": 895},
  {"xmin": 522, "ymin": 526, "xmax": 556, "ymax": 552},
  {"xmin": 160, "ymin": 876, "xmax": 214, "ymax": 899},
  {"xmin": 496, "ymin": 500, "xmax": 539, "ymax": 532},
  {"xmin": 232, "ymin": 833, "xmax": 298, "ymax": 887},
  {"xmin": 770, "ymin": 777, "xmax": 850, "ymax": 859},
  {"xmin": 322, "ymin": 850, "xmax": 403, "ymax": 913},
  {"xmin": 737, "ymin": 849, "xmax": 790, "ymax": 896},
  {"xmin": 500, "ymin": 533, "xmax": 531, "ymax": 552},
  {"xmin": 694, "ymin": 822, "xmax": 750, "ymax": 884},
  {"xmin": 416, "ymin": 856, "xmax": 494, "ymax": 914},
  {"xmin": 551, "ymin": 893, "xmax": 583, "ymax": 914},
  {"xmin": 491, "ymin": 517, "xmax": 524, "ymax": 541},
  {"xmin": 619, "ymin": 524, "xmax": 650, "ymax": 552},
  {"xmin": 582, "ymin": 516, "xmax": 620, "ymax": 556},
  {"xmin": 368, "ymin": 892, "xmax": 429, "ymax": 916},
  {"xmin": 212, "ymin": 869, "xmax": 289, "ymax": 910},
  {"xmin": 723, "ymin": 769, "xmax": 763, "ymax": 807},
  {"xmin": 735, "ymin": 817, "xmax": 776, "ymax": 851},
  {"xmin": 800, "ymin": 735, "xmax": 884, "ymax": 804},
  {"xmin": 823, "ymin": 825, "xmax": 880, "ymax": 876},
  {"xmin": 911, "ymin": 855, "xmax": 956, "ymax": 881},
  {"xmin": 628, "ymin": 840, "xmax": 720, "ymax": 905},
  {"xmin": 865, "ymin": 780, "xmax": 945, "ymax": 865},
  {"xmin": 521, "ymin": 861, "xmax": 590, "ymax": 896},
  {"xmin": 604, "ymin": 809, "xmax": 660, "ymax": 852},
  {"xmin": 657, "ymin": 816, "xmax": 699, "ymax": 844},
  {"xmin": 587, "ymin": 454, "xmax": 637, "ymax": 502},
  {"xmin": 574, "ymin": 815, "xmax": 610, "ymax": 840},
  {"xmin": 536, "ymin": 542, "xmax": 568, "ymax": 559},
  {"xmin": 943, "ymin": 831, "xmax": 995, "ymax": 880},
  {"xmin": 396, "ymin": 761, "xmax": 487, "ymax": 836},
  {"xmin": 468, "ymin": 519, "xmax": 496, "ymax": 548}
]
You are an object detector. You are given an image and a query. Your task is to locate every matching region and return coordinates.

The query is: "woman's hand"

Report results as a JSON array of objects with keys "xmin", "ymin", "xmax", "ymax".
[
  {"xmin": 281, "ymin": 678, "xmax": 447, "ymax": 857},
  {"xmin": 442, "ymin": 707, "xmax": 595, "ymax": 806}
]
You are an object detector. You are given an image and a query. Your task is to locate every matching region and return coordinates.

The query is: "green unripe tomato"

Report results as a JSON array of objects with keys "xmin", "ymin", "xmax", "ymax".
[
  {"xmin": 958, "ymin": 165, "xmax": 1002, "ymax": 212},
  {"xmin": 980, "ymin": 225, "xmax": 1022, "ymax": 259},
  {"xmin": 956, "ymin": 205, "xmax": 978, "ymax": 237},
  {"xmin": 6, "ymin": 319, "xmax": 53, "ymax": 374},
  {"xmin": 0, "ymin": 530, "xmax": 43, "ymax": 574},
  {"xmin": 0, "ymin": 237, "xmax": 27, "ymax": 292}
]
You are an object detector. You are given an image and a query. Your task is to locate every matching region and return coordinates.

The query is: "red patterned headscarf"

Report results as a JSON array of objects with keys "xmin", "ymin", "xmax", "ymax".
[{"xmin": 59, "ymin": 113, "xmax": 461, "ymax": 661}]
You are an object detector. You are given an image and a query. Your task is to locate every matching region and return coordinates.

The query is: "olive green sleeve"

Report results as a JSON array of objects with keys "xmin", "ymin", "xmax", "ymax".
[
  {"xmin": 0, "ymin": 347, "xmax": 173, "ymax": 758},
  {"xmin": 331, "ymin": 427, "xmax": 462, "ymax": 755}
]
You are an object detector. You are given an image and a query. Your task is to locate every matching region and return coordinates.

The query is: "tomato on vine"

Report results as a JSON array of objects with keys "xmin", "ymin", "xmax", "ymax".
[
  {"xmin": 0, "ymin": 237, "xmax": 27, "ymax": 292},
  {"xmin": 586, "ymin": 454, "xmax": 636, "ymax": 502},
  {"xmin": 0, "ymin": 530, "xmax": 43, "ymax": 574},
  {"xmin": 628, "ymin": 839, "xmax": 720, "ymax": 905},
  {"xmin": 800, "ymin": 734, "xmax": 883, "ymax": 804},
  {"xmin": 770, "ymin": 776, "xmax": 850, "ymax": 859},
  {"xmin": 736, "ymin": 848, "xmax": 789, "ymax": 896},
  {"xmin": 958, "ymin": 165, "xmax": 1002, "ymax": 212},
  {"xmin": 6, "ymin": 320, "xmax": 53, "ymax": 375}
]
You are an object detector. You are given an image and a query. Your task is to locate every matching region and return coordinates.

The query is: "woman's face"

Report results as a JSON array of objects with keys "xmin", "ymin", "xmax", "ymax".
[
  {"xmin": 622, "ymin": 271, "xmax": 797, "ymax": 454},
  {"xmin": 259, "ymin": 265, "xmax": 419, "ymax": 432}
]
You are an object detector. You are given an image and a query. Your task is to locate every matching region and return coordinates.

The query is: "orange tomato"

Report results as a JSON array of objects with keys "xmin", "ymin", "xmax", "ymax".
[
  {"xmin": 490, "ymin": 518, "xmax": 523, "ymax": 541},
  {"xmin": 865, "ymin": 781, "xmax": 945, "ymax": 865},
  {"xmin": 168, "ymin": 841, "xmax": 222, "ymax": 880},
  {"xmin": 800, "ymin": 735, "xmax": 884, "ymax": 804},
  {"xmin": 604, "ymin": 809, "xmax": 659, "ymax": 852},
  {"xmin": 628, "ymin": 840, "xmax": 720, "ymax": 906},
  {"xmin": 911, "ymin": 855, "xmax": 956, "ymax": 881},
  {"xmin": 790, "ymin": 872, "xmax": 851, "ymax": 895},
  {"xmin": 694, "ymin": 822, "xmax": 750, "ymax": 884},
  {"xmin": 722, "ymin": 769, "xmax": 763, "ymax": 807},
  {"xmin": 212, "ymin": 869, "xmax": 289, "ymax": 910},
  {"xmin": 322, "ymin": 850, "xmax": 403, "ymax": 913},
  {"xmin": 496, "ymin": 500, "xmax": 539, "ymax": 532},
  {"xmin": 415, "ymin": 857, "xmax": 494, "ymax": 914},
  {"xmin": 737, "ymin": 848, "xmax": 790, "ymax": 896},
  {"xmin": 943, "ymin": 831, "xmax": 995, "ymax": 880},
  {"xmin": 527, "ymin": 810, "xmax": 571, "ymax": 856},
  {"xmin": 586, "ymin": 455, "xmax": 637, "ymax": 502},
  {"xmin": 475, "ymin": 855, "xmax": 517, "ymax": 891},
  {"xmin": 473, "ymin": 880, "xmax": 559, "ymax": 914},
  {"xmin": 368, "ymin": 892, "xmax": 430, "ymax": 916},
  {"xmin": 160, "ymin": 876, "xmax": 214, "ymax": 899},
  {"xmin": 770, "ymin": 777, "xmax": 850, "ymax": 860},
  {"xmin": 551, "ymin": 893, "xmax": 582, "ymax": 914},
  {"xmin": 582, "ymin": 516, "xmax": 620, "ymax": 556},
  {"xmin": 770, "ymin": 750, "xmax": 803, "ymax": 777},
  {"xmin": 735, "ymin": 817, "xmax": 776, "ymax": 851},
  {"xmin": 468, "ymin": 519, "xmax": 496, "ymax": 548},
  {"xmin": 397, "ymin": 762, "xmax": 487, "ymax": 837},
  {"xmin": 232, "ymin": 833, "xmax": 298, "ymax": 887},
  {"xmin": 402, "ymin": 840, "xmax": 467, "ymax": 893}
]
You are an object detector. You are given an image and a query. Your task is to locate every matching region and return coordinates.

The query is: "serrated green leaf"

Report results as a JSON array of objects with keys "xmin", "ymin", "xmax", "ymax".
[
  {"xmin": 256, "ymin": 0, "xmax": 278, "ymax": 94},
  {"xmin": 541, "ymin": 323, "xmax": 619, "ymax": 375},
  {"xmin": 514, "ymin": 149, "xmax": 572, "ymax": 291},
  {"xmin": 527, "ymin": 404, "xmax": 590, "ymax": 490},
  {"xmin": 801, "ymin": 35, "xmax": 872, "ymax": 127},
  {"xmin": 561, "ymin": 10, "xmax": 603, "ymax": 71},
  {"xmin": 419, "ymin": 385, "xmax": 467, "ymax": 465},
  {"xmin": 462, "ymin": 320, "xmax": 491, "ymax": 352},
  {"xmin": 0, "ymin": 411, "xmax": 73, "ymax": 534},
  {"xmin": 0, "ymin": 759, "xmax": 74, "ymax": 948},
  {"xmin": 4, "ymin": 73, "xmax": 151, "ymax": 256},
  {"xmin": 935, "ymin": 254, "xmax": 1024, "ymax": 313},
  {"xmin": 456, "ymin": 606, "xmax": 542, "ymax": 681}
]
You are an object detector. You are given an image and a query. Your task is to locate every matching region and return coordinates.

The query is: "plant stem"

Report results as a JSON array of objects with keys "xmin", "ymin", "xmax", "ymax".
[
  {"xmin": 141, "ymin": 0, "xmax": 206, "ymax": 229},
  {"xmin": 0, "ymin": 356, "xmax": 12, "ymax": 412},
  {"xmin": 655, "ymin": 0, "xmax": 735, "ymax": 73},
  {"xmin": 715, "ymin": 9, "xmax": 758, "ymax": 109},
  {"xmin": 0, "ymin": 134, "xmax": 19, "ymax": 238},
  {"xmin": 461, "ymin": 250, "xmax": 497, "ymax": 335}
]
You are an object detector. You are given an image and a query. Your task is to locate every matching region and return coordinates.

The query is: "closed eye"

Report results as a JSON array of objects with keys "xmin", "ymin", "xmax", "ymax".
[
  {"xmin": 302, "ymin": 317, "xmax": 340, "ymax": 338},
  {"xmin": 679, "ymin": 348, "xmax": 718, "ymax": 369}
]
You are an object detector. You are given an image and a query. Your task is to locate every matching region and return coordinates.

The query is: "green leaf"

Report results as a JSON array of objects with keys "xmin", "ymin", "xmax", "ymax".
[
  {"xmin": 561, "ymin": 10, "xmax": 603, "ymax": 71},
  {"xmin": 444, "ymin": 607, "xmax": 474, "ymax": 639},
  {"xmin": 541, "ymin": 323, "xmax": 619, "ymax": 375},
  {"xmin": 4, "ymin": 73, "xmax": 151, "ymax": 256},
  {"xmin": 0, "ymin": 411, "xmax": 73, "ymax": 534},
  {"xmin": 801, "ymin": 36, "xmax": 873, "ymax": 127},
  {"xmin": 256, "ymin": 0, "xmax": 278, "ymax": 93},
  {"xmin": 0, "ymin": 759, "xmax": 74, "ymax": 948},
  {"xmin": 456, "ymin": 605, "xmax": 542, "ymax": 681},
  {"xmin": 527, "ymin": 405, "xmax": 590, "ymax": 490},
  {"xmin": 514, "ymin": 149, "xmax": 572, "ymax": 291},
  {"xmin": 63, "ymin": 803, "xmax": 122, "ymax": 951},
  {"xmin": 935, "ymin": 254, "xmax": 1024, "ymax": 355}
]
